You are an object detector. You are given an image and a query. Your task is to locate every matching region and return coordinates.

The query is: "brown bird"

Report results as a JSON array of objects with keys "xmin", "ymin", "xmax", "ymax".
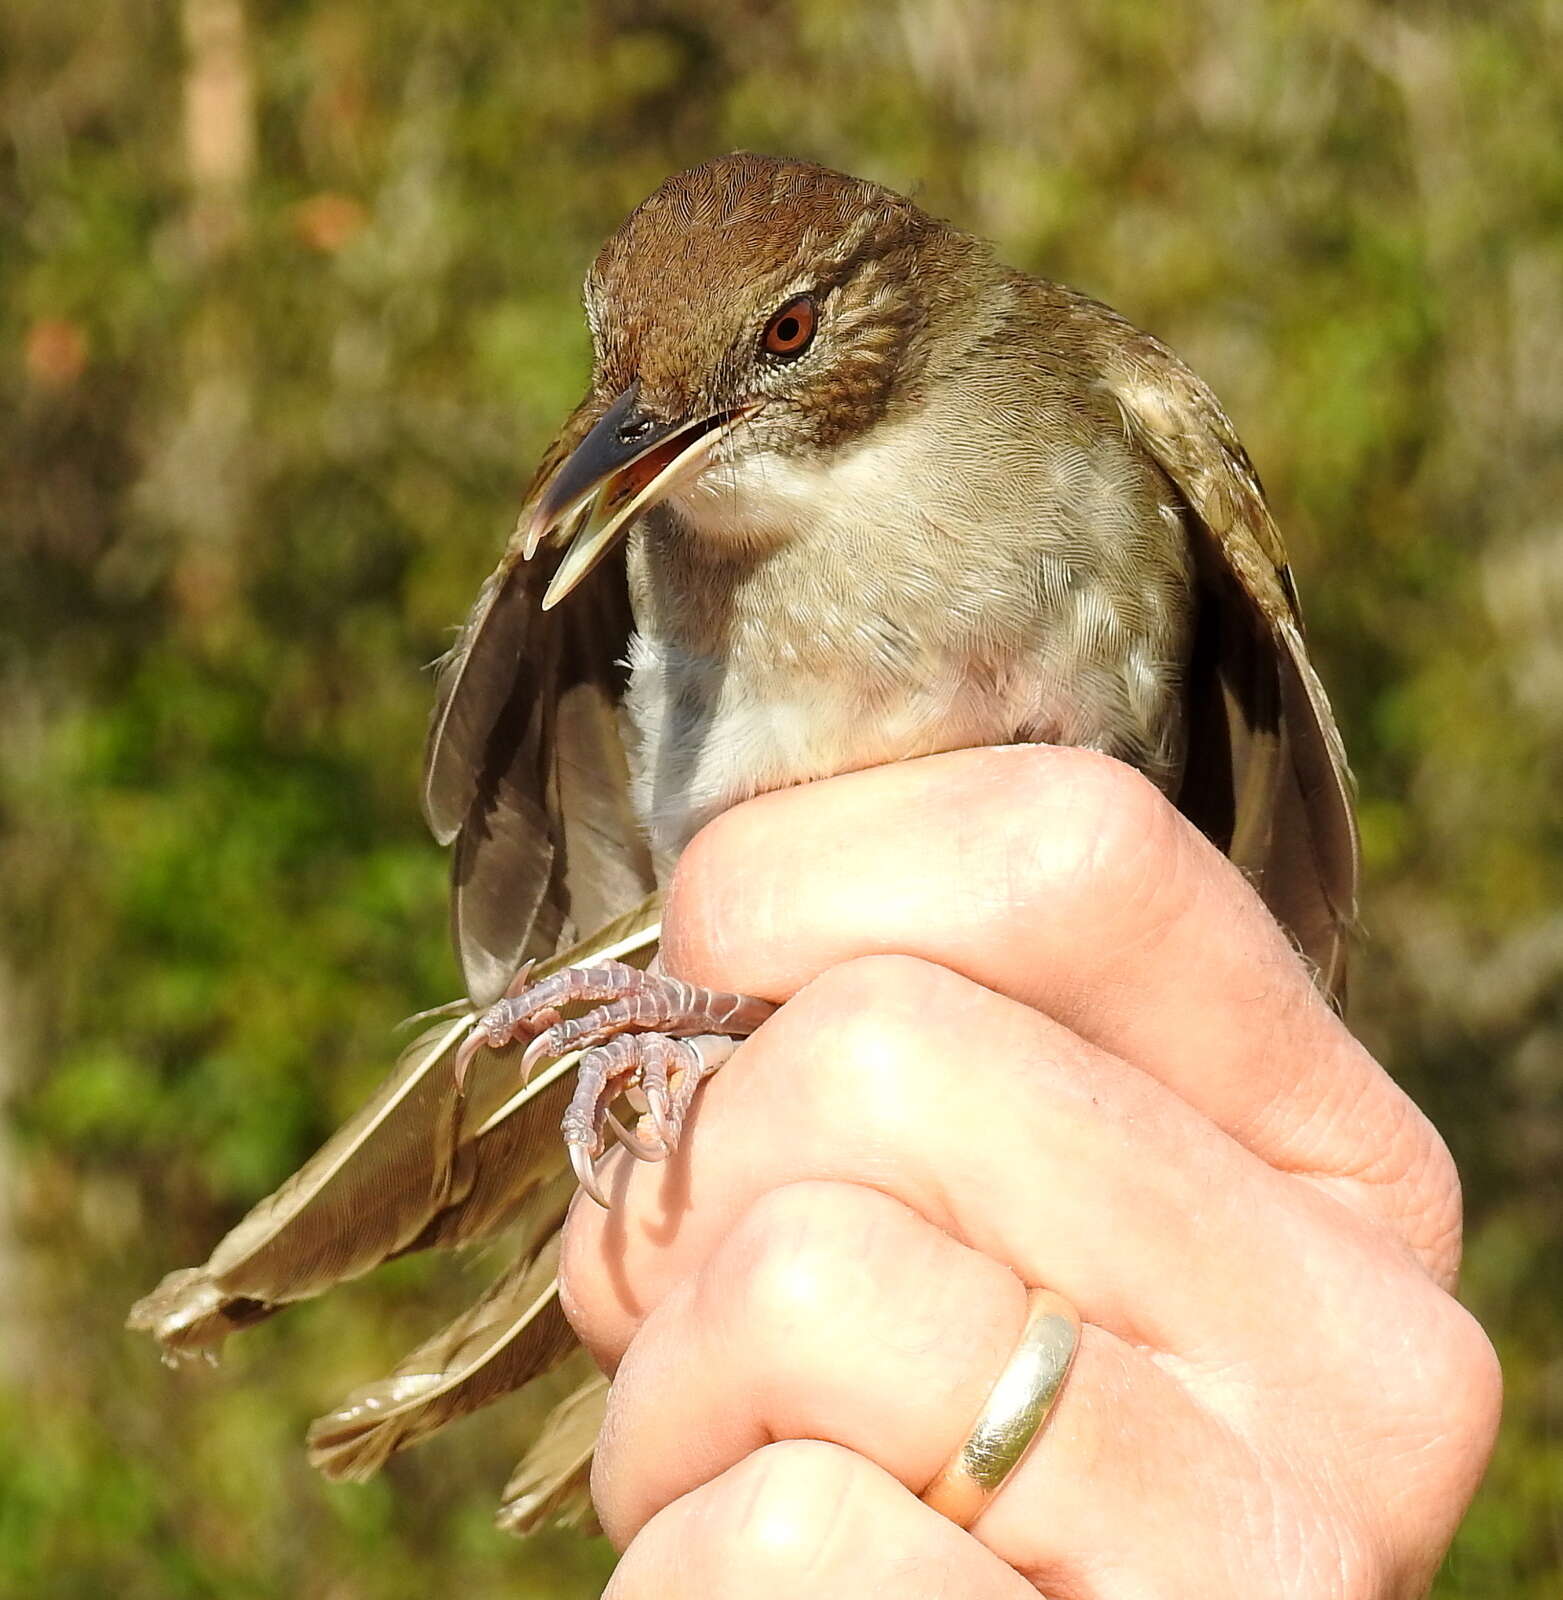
[{"xmin": 130, "ymin": 153, "xmax": 1357, "ymax": 1531}]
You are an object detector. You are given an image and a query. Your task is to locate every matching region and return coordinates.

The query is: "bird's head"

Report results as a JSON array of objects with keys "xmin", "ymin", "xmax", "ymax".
[{"xmin": 522, "ymin": 153, "xmax": 982, "ymax": 607}]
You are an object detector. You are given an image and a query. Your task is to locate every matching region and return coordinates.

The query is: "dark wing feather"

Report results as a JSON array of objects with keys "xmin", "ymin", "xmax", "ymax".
[
  {"xmin": 423, "ymin": 399, "xmax": 599, "ymax": 844},
  {"xmin": 444, "ymin": 575, "xmax": 564, "ymax": 1010},
  {"xmin": 1099, "ymin": 316, "xmax": 1359, "ymax": 1001},
  {"xmin": 425, "ymin": 400, "xmax": 655, "ymax": 1007}
]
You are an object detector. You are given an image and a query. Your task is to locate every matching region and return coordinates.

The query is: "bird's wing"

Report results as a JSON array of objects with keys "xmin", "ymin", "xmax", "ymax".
[
  {"xmin": 132, "ymin": 416, "xmax": 657, "ymax": 1520},
  {"xmin": 425, "ymin": 398, "xmax": 656, "ymax": 1007},
  {"xmin": 128, "ymin": 900, "xmax": 659, "ymax": 1357},
  {"xmin": 1099, "ymin": 318, "xmax": 1359, "ymax": 1002}
]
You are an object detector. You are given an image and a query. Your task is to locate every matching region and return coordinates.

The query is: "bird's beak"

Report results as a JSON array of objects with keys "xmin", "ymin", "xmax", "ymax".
[{"xmin": 524, "ymin": 383, "xmax": 759, "ymax": 610}]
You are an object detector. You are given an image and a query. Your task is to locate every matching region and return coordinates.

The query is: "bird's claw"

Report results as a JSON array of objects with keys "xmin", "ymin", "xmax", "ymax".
[
  {"xmin": 644, "ymin": 1081, "xmax": 675, "ymax": 1148},
  {"xmin": 569, "ymin": 1139, "xmax": 611, "ymax": 1209},
  {"xmin": 520, "ymin": 1021, "xmax": 566, "ymax": 1082},
  {"xmin": 568, "ymin": 1106, "xmax": 673, "ymax": 1211},
  {"xmin": 452, "ymin": 961, "xmax": 547, "ymax": 1092}
]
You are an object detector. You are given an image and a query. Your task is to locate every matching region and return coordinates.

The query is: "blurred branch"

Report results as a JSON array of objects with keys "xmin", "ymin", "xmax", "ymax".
[
  {"xmin": 181, "ymin": 0, "xmax": 254, "ymax": 262},
  {"xmin": 140, "ymin": 0, "xmax": 259, "ymax": 628}
]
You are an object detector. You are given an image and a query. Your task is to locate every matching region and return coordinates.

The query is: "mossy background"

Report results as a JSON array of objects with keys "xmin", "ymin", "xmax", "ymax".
[{"xmin": 3, "ymin": 1, "xmax": 1560, "ymax": 1594}]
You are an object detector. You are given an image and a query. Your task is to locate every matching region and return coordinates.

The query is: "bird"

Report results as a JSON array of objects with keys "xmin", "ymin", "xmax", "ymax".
[{"xmin": 130, "ymin": 152, "xmax": 1358, "ymax": 1534}]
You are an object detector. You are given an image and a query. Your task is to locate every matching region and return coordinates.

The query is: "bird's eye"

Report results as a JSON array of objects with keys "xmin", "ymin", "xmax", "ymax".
[{"xmin": 761, "ymin": 296, "xmax": 817, "ymax": 360}]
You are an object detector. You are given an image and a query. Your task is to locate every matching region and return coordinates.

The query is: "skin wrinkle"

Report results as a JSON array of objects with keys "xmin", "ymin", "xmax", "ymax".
[
  {"xmin": 1371, "ymin": 1431, "xmax": 1491, "ymax": 1592},
  {"xmin": 1015, "ymin": 1374, "xmax": 1292, "ymax": 1600},
  {"xmin": 737, "ymin": 1443, "xmax": 900, "ymax": 1586},
  {"xmin": 1070, "ymin": 1385, "xmax": 1318, "ymax": 1600},
  {"xmin": 1242, "ymin": 1011, "xmax": 1464, "ymax": 1286}
]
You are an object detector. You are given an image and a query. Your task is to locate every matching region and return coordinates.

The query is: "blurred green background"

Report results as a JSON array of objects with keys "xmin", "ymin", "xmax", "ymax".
[{"xmin": 3, "ymin": 0, "xmax": 1560, "ymax": 1594}]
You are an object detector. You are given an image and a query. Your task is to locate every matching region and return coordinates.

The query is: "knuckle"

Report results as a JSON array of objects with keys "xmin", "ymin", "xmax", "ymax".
[
  {"xmin": 701, "ymin": 1440, "xmax": 871, "ymax": 1586},
  {"xmin": 1322, "ymin": 1293, "xmax": 1503, "ymax": 1596},
  {"xmin": 787, "ymin": 954, "xmax": 967, "ymax": 1099},
  {"xmin": 982, "ymin": 747, "xmax": 1191, "ymax": 936},
  {"xmin": 608, "ymin": 1441, "xmax": 866, "ymax": 1596},
  {"xmin": 1424, "ymin": 1297, "xmax": 1504, "ymax": 1465},
  {"xmin": 1356, "ymin": 1279, "xmax": 1503, "ymax": 1527},
  {"xmin": 709, "ymin": 1183, "xmax": 863, "ymax": 1356},
  {"xmin": 1058, "ymin": 752, "xmax": 1183, "ymax": 896},
  {"xmin": 777, "ymin": 954, "xmax": 1076, "ymax": 1173}
]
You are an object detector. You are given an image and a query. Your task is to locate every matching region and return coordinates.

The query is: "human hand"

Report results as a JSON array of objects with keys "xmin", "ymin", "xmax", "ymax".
[{"xmin": 559, "ymin": 746, "xmax": 1500, "ymax": 1598}]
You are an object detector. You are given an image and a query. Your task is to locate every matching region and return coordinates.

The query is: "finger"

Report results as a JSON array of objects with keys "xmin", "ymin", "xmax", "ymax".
[
  {"xmin": 604, "ymin": 1440, "xmax": 1037, "ymax": 1600},
  {"xmin": 664, "ymin": 745, "xmax": 1457, "ymax": 1278},
  {"xmin": 595, "ymin": 1179, "xmax": 1247, "ymax": 1597},
  {"xmin": 563, "ymin": 958, "xmax": 1453, "ymax": 1406}
]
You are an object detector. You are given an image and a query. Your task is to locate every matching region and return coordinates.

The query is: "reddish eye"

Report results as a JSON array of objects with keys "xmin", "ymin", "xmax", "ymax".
[{"xmin": 762, "ymin": 296, "xmax": 817, "ymax": 359}]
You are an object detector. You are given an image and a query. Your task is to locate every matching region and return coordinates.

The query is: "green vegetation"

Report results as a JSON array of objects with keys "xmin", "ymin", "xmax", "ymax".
[{"xmin": 3, "ymin": 1, "xmax": 1559, "ymax": 1594}]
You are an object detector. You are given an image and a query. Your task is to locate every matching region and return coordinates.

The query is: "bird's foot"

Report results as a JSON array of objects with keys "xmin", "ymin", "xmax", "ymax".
[{"xmin": 455, "ymin": 961, "xmax": 776, "ymax": 1204}]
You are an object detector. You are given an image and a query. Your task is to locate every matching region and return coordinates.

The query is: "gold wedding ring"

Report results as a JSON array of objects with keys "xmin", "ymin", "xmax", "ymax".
[{"xmin": 920, "ymin": 1287, "xmax": 1081, "ymax": 1529}]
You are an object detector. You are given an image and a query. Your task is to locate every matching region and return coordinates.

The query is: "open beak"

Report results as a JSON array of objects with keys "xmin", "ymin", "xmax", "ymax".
[{"xmin": 524, "ymin": 382, "xmax": 758, "ymax": 611}]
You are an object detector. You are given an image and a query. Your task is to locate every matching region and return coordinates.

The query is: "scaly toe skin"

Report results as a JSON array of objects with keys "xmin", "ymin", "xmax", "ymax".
[
  {"xmin": 476, "ymin": 965, "xmax": 778, "ymax": 1088},
  {"xmin": 641, "ymin": 1067, "xmax": 676, "ymax": 1151},
  {"xmin": 634, "ymin": 1035, "xmax": 702, "ymax": 1155},
  {"xmin": 564, "ymin": 1036, "xmax": 649, "ymax": 1207},
  {"xmin": 522, "ymin": 1006, "xmax": 644, "ymax": 1078},
  {"xmin": 531, "ymin": 969, "xmax": 777, "ymax": 1070},
  {"xmin": 457, "ymin": 958, "xmax": 667, "ymax": 1086}
]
